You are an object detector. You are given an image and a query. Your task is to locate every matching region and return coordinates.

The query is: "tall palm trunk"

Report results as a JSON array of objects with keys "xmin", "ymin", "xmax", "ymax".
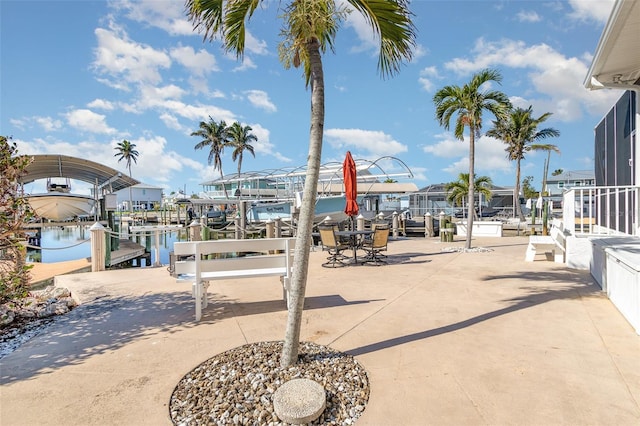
[
  {"xmin": 281, "ymin": 39, "xmax": 324, "ymax": 367},
  {"xmin": 466, "ymin": 130, "xmax": 475, "ymax": 249},
  {"xmin": 515, "ymin": 158, "xmax": 524, "ymax": 221},
  {"xmin": 128, "ymin": 164, "xmax": 133, "ymax": 212}
]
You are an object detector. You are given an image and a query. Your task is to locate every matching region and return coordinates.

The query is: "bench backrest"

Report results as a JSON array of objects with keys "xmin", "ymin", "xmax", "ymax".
[
  {"xmin": 550, "ymin": 223, "xmax": 566, "ymax": 246},
  {"xmin": 173, "ymin": 238, "xmax": 296, "ymax": 277}
]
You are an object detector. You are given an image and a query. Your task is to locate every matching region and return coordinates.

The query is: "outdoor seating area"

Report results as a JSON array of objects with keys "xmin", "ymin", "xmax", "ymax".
[
  {"xmin": 4, "ymin": 236, "xmax": 640, "ymax": 425},
  {"xmin": 317, "ymin": 222, "xmax": 384, "ymax": 267}
]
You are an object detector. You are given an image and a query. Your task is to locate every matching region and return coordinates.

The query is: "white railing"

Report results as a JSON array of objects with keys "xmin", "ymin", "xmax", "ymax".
[{"xmin": 563, "ymin": 186, "xmax": 639, "ymax": 236}]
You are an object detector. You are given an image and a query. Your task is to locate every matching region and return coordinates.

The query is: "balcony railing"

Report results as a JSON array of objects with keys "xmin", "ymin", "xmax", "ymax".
[{"xmin": 563, "ymin": 186, "xmax": 639, "ymax": 236}]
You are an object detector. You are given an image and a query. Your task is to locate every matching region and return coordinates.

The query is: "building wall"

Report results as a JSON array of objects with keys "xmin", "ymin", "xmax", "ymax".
[
  {"xmin": 546, "ymin": 170, "xmax": 595, "ymax": 196},
  {"xmin": 594, "ymin": 90, "xmax": 636, "ymax": 187},
  {"xmin": 115, "ymin": 185, "xmax": 163, "ymax": 210}
]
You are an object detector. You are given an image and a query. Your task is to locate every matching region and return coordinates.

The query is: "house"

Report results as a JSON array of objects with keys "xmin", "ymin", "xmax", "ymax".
[
  {"xmin": 579, "ymin": 0, "xmax": 639, "ymax": 335},
  {"xmin": 114, "ymin": 183, "xmax": 163, "ymax": 211},
  {"xmin": 546, "ymin": 170, "xmax": 595, "ymax": 196}
]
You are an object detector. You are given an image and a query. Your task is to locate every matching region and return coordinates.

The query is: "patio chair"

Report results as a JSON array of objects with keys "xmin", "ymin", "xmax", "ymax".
[
  {"xmin": 318, "ymin": 224, "xmax": 349, "ymax": 267},
  {"xmin": 362, "ymin": 225, "xmax": 389, "ymax": 266}
]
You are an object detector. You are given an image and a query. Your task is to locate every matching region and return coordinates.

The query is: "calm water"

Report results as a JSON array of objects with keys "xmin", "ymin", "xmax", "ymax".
[{"xmin": 26, "ymin": 225, "xmax": 186, "ymax": 265}]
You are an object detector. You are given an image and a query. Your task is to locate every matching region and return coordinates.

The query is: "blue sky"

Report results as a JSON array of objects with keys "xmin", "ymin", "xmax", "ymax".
[{"xmin": 1, "ymin": 0, "xmax": 624, "ymax": 196}]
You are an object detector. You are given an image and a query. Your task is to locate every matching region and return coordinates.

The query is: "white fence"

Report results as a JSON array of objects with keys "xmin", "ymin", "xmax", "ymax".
[{"xmin": 563, "ymin": 185, "xmax": 639, "ymax": 236}]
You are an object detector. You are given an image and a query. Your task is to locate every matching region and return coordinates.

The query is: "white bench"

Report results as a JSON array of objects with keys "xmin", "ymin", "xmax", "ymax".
[
  {"xmin": 173, "ymin": 238, "xmax": 296, "ymax": 321},
  {"xmin": 525, "ymin": 222, "xmax": 566, "ymax": 263}
]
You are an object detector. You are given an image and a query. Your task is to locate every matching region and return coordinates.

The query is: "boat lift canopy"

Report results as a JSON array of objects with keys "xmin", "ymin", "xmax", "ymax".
[{"xmin": 19, "ymin": 154, "xmax": 139, "ymax": 193}]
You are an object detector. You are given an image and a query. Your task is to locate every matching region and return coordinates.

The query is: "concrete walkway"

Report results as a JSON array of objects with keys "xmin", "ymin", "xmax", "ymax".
[{"xmin": 2, "ymin": 236, "xmax": 639, "ymax": 425}]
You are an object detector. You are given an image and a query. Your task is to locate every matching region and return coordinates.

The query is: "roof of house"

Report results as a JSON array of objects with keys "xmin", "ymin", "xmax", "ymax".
[
  {"xmin": 547, "ymin": 170, "xmax": 595, "ymax": 182},
  {"xmin": 584, "ymin": 0, "xmax": 640, "ymax": 90}
]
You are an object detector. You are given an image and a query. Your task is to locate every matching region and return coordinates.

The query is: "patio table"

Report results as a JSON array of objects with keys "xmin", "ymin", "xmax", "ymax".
[{"xmin": 335, "ymin": 230, "xmax": 373, "ymax": 265}]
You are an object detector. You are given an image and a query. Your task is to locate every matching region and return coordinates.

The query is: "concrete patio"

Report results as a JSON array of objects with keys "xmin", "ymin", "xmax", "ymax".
[{"xmin": 1, "ymin": 235, "xmax": 639, "ymax": 425}]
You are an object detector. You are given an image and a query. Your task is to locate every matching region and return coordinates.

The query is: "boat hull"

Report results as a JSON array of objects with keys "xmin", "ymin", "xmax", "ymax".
[
  {"xmin": 27, "ymin": 193, "xmax": 95, "ymax": 221},
  {"xmin": 248, "ymin": 196, "xmax": 351, "ymax": 223}
]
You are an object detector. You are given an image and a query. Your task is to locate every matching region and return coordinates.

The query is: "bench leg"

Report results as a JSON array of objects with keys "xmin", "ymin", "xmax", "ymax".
[
  {"xmin": 554, "ymin": 251, "xmax": 564, "ymax": 263},
  {"xmin": 525, "ymin": 244, "xmax": 536, "ymax": 261},
  {"xmin": 281, "ymin": 276, "xmax": 290, "ymax": 309},
  {"xmin": 192, "ymin": 281, "xmax": 210, "ymax": 321},
  {"xmin": 194, "ymin": 282, "xmax": 202, "ymax": 321}
]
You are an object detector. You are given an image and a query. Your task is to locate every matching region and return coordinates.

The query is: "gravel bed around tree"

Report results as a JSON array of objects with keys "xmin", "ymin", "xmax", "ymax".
[{"xmin": 170, "ymin": 341, "xmax": 370, "ymax": 425}]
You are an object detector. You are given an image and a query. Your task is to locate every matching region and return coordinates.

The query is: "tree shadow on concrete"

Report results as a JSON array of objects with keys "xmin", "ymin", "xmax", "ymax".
[
  {"xmin": 347, "ymin": 268, "xmax": 601, "ymax": 357},
  {"xmin": 1, "ymin": 291, "xmax": 379, "ymax": 384}
]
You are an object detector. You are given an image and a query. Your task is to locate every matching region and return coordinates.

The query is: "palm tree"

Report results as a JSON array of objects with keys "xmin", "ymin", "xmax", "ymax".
[
  {"xmin": 186, "ymin": 0, "xmax": 416, "ymax": 367},
  {"xmin": 433, "ymin": 69, "xmax": 511, "ymax": 249},
  {"xmin": 114, "ymin": 139, "xmax": 139, "ymax": 212},
  {"xmin": 191, "ymin": 117, "xmax": 229, "ymax": 198},
  {"xmin": 540, "ymin": 145, "xmax": 561, "ymax": 198},
  {"xmin": 445, "ymin": 173, "xmax": 493, "ymax": 220},
  {"xmin": 486, "ymin": 106, "xmax": 560, "ymax": 221},
  {"xmin": 228, "ymin": 121, "xmax": 257, "ymax": 177}
]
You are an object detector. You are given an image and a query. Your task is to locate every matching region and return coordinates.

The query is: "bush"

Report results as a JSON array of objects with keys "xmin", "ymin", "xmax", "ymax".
[{"xmin": 0, "ymin": 136, "xmax": 34, "ymax": 303}]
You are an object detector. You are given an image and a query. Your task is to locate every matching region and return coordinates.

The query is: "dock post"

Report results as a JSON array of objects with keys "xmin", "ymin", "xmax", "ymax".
[
  {"xmin": 425, "ymin": 212, "xmax": 433, "ymax": 237},
  {"xmin": 235, "ymin": 216, "xmax": 241, "ymax": 239},
  {"xmin": 274, "ymin": 217, "xmax": 282, "ymax": 238},
  {"xmin": 392, "ymin": 211, "xmax": 399, "ymax": 239},
  {"xmin": 90, "ymin": 222, "xmax": 106, "ymax": 272},
  {"xmin": 266, "ymin": 219, "xmax": 275, "ymax": 239},
  {"xmin": 153, "ymin": 229, "xmax": 161, "ymax": 267},
  {"xmin": 189, "ymin": 220, "xmax": 202, "ymax": 242}
]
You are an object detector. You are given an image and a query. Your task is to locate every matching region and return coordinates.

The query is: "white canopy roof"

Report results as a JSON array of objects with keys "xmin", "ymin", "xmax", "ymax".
[{"xmin": 585, "ymin": 0, "xmax": 640, "ymax": 90}]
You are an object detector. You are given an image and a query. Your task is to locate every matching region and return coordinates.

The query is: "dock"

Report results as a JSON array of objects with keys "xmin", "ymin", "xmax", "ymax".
[{"xmin": 109, "ymin": 239, "xmax": 149, "ymax": 266}]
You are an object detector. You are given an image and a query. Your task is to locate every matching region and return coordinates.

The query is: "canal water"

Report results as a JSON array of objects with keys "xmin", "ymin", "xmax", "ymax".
[{"xmin": 26, "ymin": 225, "xmax": 187, "ymax": 265}]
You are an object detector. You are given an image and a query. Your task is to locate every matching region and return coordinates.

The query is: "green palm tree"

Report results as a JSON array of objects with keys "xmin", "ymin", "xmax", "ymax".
[
  {"xmin": 433, "ymin": 69, "xmax": 511, "ymax": 249},
  {"xmin": 445, "ymin": 173, "xmax": 493, "ymax": 220},
  {"xmin": 228, "ymin": 121, "xmax": 257, "ymax": 177},
  {"xmin": 114, "ymin": 139, "xmax": 139, "ymax": 212},
  {"xmin": 186, "ymin": 0, "xmax": 416, "ymax": 367},
  {"xmin": 486, "ymin": 106, "xmax": 560, "ymax": 221},
  {"xmin": 191, "ymin": 117, "xmax": 230, "ymax": 198}
]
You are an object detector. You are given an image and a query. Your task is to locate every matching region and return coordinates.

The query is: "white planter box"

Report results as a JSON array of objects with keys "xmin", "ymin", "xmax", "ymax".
[
  {"xmin": 590, "ymin": 237, "xmax": 640, "ymax": 335},
  {"xmin": 455, "ymin": 221, "xmax": 503, "ymax": 238}
]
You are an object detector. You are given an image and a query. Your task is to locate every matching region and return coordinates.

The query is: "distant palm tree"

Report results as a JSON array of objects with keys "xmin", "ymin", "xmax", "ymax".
[
  {"xmin": 114, "ymin": 139, "xmax": 139, "ymax": 212},
  {"xmin": 433, "ymin": 69, "xmax": 511, "ymax": 249},
  {"xmin": 192, "ymin": 117, "xmax": 229, "ymax": 198},
  {"xmin": 486, "ymin": 106, "xmax": 560, "ymax": 220},
  {"xmin": 540, "ymin": 145, "xmax": 561, "ymax": 198},
  {"xmin": 228, "ymin": 122, "xmax": 257, "ymax": 177},
  {"xmin": 186, "ymin": 0, "xmax": 416, "ymax": 367},
  {"xmin": 445, "ymin": 173, "xmax": 493, "ymax": 220}
]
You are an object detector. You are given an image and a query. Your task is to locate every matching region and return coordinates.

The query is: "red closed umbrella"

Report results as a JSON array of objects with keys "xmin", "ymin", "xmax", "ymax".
[{"xmin": 343, "ymin": 151, "xmax": 359, "ymax": 217}]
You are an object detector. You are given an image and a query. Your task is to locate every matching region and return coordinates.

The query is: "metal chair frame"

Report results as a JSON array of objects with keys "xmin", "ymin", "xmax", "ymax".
[
  {"xmin": 362, "ymin": 225, "xmax": 389, "ymax": 265},
  {"xmin": 318, "ymin": 224, "xmax": 350, "ymax": 268}
]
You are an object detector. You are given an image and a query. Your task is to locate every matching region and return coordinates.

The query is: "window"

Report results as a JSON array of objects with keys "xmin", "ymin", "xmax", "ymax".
[{"xmin": 558, "ymin": 182, "xmax": 564, "ymax": 188}]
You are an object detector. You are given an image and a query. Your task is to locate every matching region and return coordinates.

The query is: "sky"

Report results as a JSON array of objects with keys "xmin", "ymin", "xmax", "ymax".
[{"xmin": 0, "ymin": 0, "xmax": 625, "ymax": 197}]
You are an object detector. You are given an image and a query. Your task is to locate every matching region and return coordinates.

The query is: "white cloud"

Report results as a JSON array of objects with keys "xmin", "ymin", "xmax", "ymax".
[
  {"xmin": 170, "ymin": 45, "xmax": 219, "ymax": 76},
  {"xmin": 245, "ymin": 31, "xmax": 269, "ymax": 55},
  {"xmin": 423, "ymin": 133, "xmax": 512, "ymax": 180},
  {"xmin": 110, "ymin": 0, "xmax": 193, "ymax": 36},
  {"xmin": 35, "ymin": 116, "xmax": 63, "ymax": 132},
  {"xmin": 325, "ymin": 128, "xmax": 407, "ymax": 158},
  {"xmin": 92, "ymin": 25, "xmax": 171, "ymax": 88},
  {"xmin": 444, "ymin": 38, "xmax": 621, "ymax": 121},
  {"xmin": 246, "ymin": 123, "xmax": 292, "ymax": 163},
  {"xmin": 516, "ymin": 10, "xmax": 541, "ymax": 23},
  {"xmin": 65, "ymin": 109, "xmax": 116, "ymax": 134},
  {"xmin": 568, "ymin": 0, "xmax": 615, "ymax": 23},
  {"xmin": 418, "ymin": 66, "xmax": 439, "ymax": 92},
  {"xmin": 232, "ymin": 56, "xmax": 257, "ymax": 72},
  {"xmin": 87, "ymin": 99, "xmax": 115, "ymax": 111},
  {"xmin": 245, "ymin": 90, "xmax": 277, "ymax": 113}
]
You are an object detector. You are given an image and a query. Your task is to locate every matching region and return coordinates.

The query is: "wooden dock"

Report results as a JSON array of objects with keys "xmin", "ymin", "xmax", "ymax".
[{"xmin": 109, "ymin": 239, "xmax": 148, "ymax": 266}]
